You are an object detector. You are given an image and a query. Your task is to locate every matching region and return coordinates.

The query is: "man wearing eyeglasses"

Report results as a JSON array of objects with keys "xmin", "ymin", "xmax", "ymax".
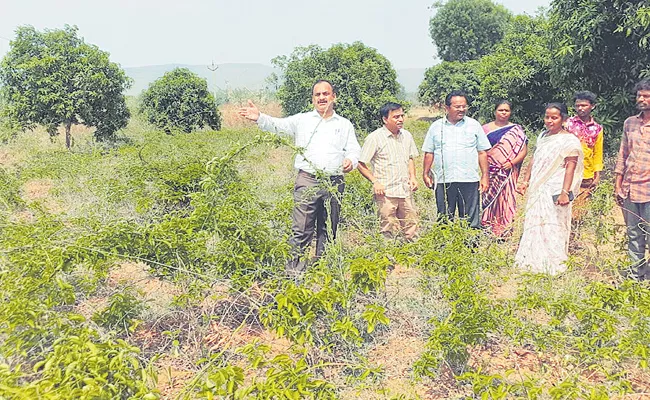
[
  {"xmin": 422, "ymin": 90, "xmax": 491, "ymax": 228},
  {"xmin": 615, "ymin": 79, "xmax": 650, "ymax": 281}
]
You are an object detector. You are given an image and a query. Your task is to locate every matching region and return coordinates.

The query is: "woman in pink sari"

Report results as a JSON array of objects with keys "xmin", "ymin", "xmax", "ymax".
[{"xmin": 481, "ymin": 100, "xmax": 528, "ymax": 236}]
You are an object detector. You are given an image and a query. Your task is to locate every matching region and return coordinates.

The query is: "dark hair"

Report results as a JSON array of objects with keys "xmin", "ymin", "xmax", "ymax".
[
  {"xmin": 494, "ymin": 99, "xmax": 512, "ymax": 111},
  {"xmin": 379, "ymin": 102, "xmax": 403, "ymax": 120},
  {"xmin": 311, "ymin": 80, "xmax": 336, "ymax": 95},
  {"xmin": 545, "ymin": 102, "xmax": 569, "ymax": 119},
  {"xmin": 445, "ymin": 90, "xmax": 468, "ymax": 106},
  {"xmin": 573, "ymin": 90, "xmax": 597, "ymax": 105},
  {"xmin": 634, "ymin": 79, "xmax": 650, "ymax": 93}
]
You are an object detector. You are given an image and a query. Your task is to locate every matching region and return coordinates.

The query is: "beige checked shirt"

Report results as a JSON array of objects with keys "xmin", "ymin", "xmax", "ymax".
[
  {"xmin": 615, "ymin": 112, "xmax": 650, "ymax": 202},
  {"xmin": 360, "ymin": 126, "xmax": 419, "ymax": 198}
]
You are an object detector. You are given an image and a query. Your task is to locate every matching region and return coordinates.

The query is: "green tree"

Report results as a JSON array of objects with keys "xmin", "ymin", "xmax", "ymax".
[
  {"xmin": 549, "ymin": 0, "xmax": 650, "ymax": 140},
  {"xmin": 418, "ymin": 60, "xmax": 480, "ymax": 109},
  {"xmin": 429, "ymin": 0, "xmax": 512, "ymax": 62},
  {"xmin": 272, "ymin": 42, "xmax": 401, "ymax": 133},
  {"xmin": 476, "ymin": 14, "xmax": 557, "ymax": 127},
  {"xmin": 139, "ymin": 68, "xmax": 221, "ymax": 133},
  {"xmin": 0, "ymin": 25, "xmax": 131, "ymax": 148}
]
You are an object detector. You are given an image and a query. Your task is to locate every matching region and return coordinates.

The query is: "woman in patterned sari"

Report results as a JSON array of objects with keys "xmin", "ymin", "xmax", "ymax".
[
  {"xmin": 515, "ymin": 103, "xmax": 584, "ymax": 275},
  {"xmin": 481, "ymin": 100, "xmax": 528, "ymax": 236}
]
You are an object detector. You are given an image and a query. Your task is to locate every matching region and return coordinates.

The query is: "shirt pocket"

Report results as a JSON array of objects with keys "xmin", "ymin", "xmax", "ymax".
[
  {"xmin": 333, "ymin": 127, "xmax": 348, "ymax": 151},
  {"xmin": 458, "ymin": 131, "xmax": 478, "ymax": 150}
]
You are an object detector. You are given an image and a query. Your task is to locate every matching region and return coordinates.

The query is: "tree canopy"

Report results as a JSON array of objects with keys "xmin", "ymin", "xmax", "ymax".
[
  {"xmin": 420, "ymin": 0, "xmax": 650, "ymax": 136},
  {"xmin": 549, "ymin": 0, "xmax": 650, "ymax": 137},
  {"xmin": 0, "ymin": 25, "xmax": 131, "ymax": 147},
  {"xmin": 139, "ymin": 68, "xmax": 221, "ymax": 133},
  {"xmin": 429, "ymin": 0, "xmax": 512, "ymax": 62},
  {"xmin": 476, "ymin": 14, "xmax": 557, "ymax": 126},
  {"xmin": 418, "ymin": 60, "xmax": 480, "ymax": 109},
  {"xmin": 272, "ymin": 42, "xmax": 401, "ymax": 133}
]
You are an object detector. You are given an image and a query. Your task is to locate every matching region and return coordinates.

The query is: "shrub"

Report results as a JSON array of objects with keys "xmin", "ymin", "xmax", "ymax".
[{"xmin": 140, "ymin": 68, "xmax": 221, "ymax": 133}]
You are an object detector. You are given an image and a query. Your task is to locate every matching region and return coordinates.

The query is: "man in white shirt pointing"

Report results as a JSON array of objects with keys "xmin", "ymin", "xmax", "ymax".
[{"xmin": 239, "ymin": 80, "xmax": 361, "ymax": 274}]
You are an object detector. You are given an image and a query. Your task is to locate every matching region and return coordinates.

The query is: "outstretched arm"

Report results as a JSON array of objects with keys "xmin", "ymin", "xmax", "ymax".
[
  {"xmin": 614, "ymin": 128, "xmax": 629, "ymax": 206},
  {"xmin": 238, "ymin": 99, "xmax": 299, "ymax": 137}
]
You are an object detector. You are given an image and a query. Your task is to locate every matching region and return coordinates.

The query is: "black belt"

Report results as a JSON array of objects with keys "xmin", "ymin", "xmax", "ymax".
[{"xmin": 298, "ymin": 170, "xmax": 343, "ymax": 180}]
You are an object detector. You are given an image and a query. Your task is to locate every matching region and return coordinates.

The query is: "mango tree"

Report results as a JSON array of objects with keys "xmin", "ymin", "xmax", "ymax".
[{"xmin": 0, "ymin": 25, "xmax": 131, "ymax": 148}]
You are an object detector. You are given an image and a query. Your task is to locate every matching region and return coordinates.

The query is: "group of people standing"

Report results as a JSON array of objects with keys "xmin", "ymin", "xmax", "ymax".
[{"xmin": 238, "ymin": 79, "xmax": 650, "ymax": 281}]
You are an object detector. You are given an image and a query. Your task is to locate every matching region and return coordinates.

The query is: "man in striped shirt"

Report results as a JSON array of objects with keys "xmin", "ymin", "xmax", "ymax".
[
  {"xmin": 358, "ymin": 102, "xmax": 419, "ymax": 240},
  {"xmin": 615, "ymin": 79, "xmax": 650, "ymax": 281}
]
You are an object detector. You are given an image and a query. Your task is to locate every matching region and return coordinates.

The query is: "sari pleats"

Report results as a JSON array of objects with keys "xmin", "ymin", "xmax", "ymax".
[{"xmin": 481, "ymin": 125, "xmax": 527, "ymax": 236}]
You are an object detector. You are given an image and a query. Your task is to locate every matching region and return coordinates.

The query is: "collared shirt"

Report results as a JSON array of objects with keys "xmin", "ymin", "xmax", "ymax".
[
  {"xmin": 421, "ymin": 116, "xmax": 491, "ymax": 183},
  {"xmin": 565, "ymin": 116, "xmax": 604, "ymax": 180},
  {"xmin": 257, "ymin": 110, "xmax": 360, "ymax": 175},
  {"xmin": 360, "ymin": 126, "xmax": 418, "ymax": 198},
  {"xmin": 615, "ymin": 112, "xmax": 650, "ymax": 202}
]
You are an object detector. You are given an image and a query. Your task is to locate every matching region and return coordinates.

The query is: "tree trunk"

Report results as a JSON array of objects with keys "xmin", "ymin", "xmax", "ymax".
[{"xmin": 65, "ymin": 122, "xmax": 72, "ymax": 149}]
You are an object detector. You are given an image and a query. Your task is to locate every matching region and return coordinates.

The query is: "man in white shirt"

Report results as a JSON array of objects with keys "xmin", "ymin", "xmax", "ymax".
[{"xmin": 239, "ymin": 80, "xmax": 361, "ymax": 273}]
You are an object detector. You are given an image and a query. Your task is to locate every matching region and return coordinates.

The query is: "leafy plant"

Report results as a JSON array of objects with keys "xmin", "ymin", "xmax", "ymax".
[
  {"xmin": 349, "ymin": 257, "xmax": 390, "ymax": 294},
  {"xmin": 476, "ymin": 14, "xmax": 557, "ymax": 127},
  {"xmin": 361, "ymin": 304, "xmax": 390, "ymax": 334},
  {"xmin": 92, "ymin": 287, "xmax": 147, "ymax": 334}
]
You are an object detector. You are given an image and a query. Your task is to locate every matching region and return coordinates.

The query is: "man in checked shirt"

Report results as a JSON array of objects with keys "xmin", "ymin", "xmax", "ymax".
[
  {"xmin": 357, "ymin": 102, "xmax": 419, "ymax": 240},
  {"xmin": 615, "ymin": 79, "xmax": 650, "ymax": 281}
]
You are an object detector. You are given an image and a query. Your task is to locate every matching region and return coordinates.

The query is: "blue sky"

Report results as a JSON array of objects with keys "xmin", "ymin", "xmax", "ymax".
[{"xmin": 0, "ymin": 0, "xmax": 550, "ymax": 69}]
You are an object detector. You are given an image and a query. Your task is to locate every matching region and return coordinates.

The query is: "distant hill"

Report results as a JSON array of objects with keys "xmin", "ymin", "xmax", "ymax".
[{"xmin": 124, "ymin": 64, "xmax": 426, "ymax": 97}]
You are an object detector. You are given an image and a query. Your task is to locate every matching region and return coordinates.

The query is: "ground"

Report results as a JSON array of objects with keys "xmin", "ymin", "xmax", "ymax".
[{"xmin": 1, "ymin": 103, "xmax": 649, "ymax": 399}]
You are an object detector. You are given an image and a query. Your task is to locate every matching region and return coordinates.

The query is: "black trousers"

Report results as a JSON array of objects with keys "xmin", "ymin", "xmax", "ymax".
[
  {"xmin": 434, "ymin": 181, "xmax": 481, "ymax": 229},
  {"xmin": 288, "ymin": 170, "xmax": 344, "ymax": 271}
]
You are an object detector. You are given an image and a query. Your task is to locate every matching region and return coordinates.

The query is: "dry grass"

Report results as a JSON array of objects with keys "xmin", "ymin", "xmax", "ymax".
[
  {"xmin": 219, "ymin": 101, "xmax": 283, "ymax": 130},
  {"xmin": 20, "ymin": 178, "xmax": 65, "ymax": 214},
  {"xmin": 407, "ymin": 105, "xmax": 444, "ymax": 121}
]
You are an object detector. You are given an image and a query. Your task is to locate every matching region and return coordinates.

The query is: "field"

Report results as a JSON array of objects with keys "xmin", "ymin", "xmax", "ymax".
[{"xmin": 1, "ymin": 102, "xmax": 650, "ymax": 399}]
